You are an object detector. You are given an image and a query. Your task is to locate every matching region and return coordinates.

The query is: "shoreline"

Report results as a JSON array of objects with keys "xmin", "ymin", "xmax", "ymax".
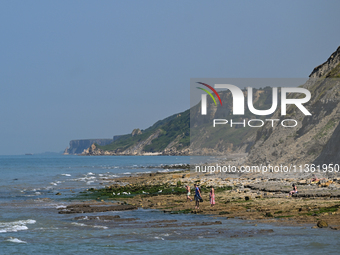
[{"xmin": 72, "ymin": 170, "xmax": 340, "ymax": 230}]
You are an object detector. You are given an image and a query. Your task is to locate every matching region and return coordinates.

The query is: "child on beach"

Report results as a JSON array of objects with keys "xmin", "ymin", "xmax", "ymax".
[
  {"xmin": 311, "ymin": 174, "xmax": 319, "ymax": 183},
  {"xmin": 185, "ymin": 185, "xmax": 192, "ymax": 202},
  {"xmin": 311, "ymin": 174, "xmax": 325, "ymax": 183},
  {"xmin": 289, "ymin": 184, "xmax": 297, "ymax": 197},
  {"xmin": 209, "ymin": 186, "xmax": 215, "ymax": 207}
]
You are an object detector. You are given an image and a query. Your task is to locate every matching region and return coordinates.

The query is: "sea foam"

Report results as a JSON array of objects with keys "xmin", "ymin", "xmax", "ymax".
[
  {"xmin": 0, "ymin": 219, "xmax": 36, "ymax": 233},
  {"xmin": 6, "ymin": 237, "xmax": 27, "ymax": 243}
]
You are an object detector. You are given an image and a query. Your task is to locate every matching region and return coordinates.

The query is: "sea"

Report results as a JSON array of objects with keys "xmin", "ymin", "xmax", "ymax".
[{"xmin": 0, "ymin": 155, "xmax": 339, "ymax": 254}]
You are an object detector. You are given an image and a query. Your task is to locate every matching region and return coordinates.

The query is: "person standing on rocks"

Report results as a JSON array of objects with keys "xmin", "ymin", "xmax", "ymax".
[
  {"xmin": 209, "ymin": 186, "xmax": 215, "ymax": 207},
  {"xmin": 185, "ymin": 185, "xmax": 192, "ymax": 202},
  {"xmin": 194, "ymin": 183, "xmax": 202, "ymax": 209}
]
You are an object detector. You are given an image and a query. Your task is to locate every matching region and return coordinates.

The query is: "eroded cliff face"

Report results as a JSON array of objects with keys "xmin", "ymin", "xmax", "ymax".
[
  {"xmin": 247, "ymin": 46, "xmax": 340, "ymax": 166},
  {"xmin": 314, "ymin": 121, "xmax": 340, "ymax": 165},
  {"xmin": 189, "ymin": 88, "xmax": 277, "ymax": 155},
  {"xmin": 78, "ymin": 46, "xmax": 340, "ymax": 158}
]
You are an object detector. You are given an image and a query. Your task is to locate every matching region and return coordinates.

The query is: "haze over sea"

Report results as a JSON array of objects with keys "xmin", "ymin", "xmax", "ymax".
[{"xmin": 0, "ymin": 155, "xmax": 339, "ymax": 254}]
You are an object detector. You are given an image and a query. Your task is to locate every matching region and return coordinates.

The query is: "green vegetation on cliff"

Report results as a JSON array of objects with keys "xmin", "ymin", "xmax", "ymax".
[
  {"xmin": 96, "ymin": 87, "xmax": 276, "ymax": 154},
  {"xmin": 97, "ymin": 109, "xmax": 190, "ymax": 153}
]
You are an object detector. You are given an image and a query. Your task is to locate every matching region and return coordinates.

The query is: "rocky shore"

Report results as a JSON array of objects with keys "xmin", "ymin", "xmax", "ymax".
[{"xmin": 67, "ymin": 169, "xmax": 340, "ymax": 230}]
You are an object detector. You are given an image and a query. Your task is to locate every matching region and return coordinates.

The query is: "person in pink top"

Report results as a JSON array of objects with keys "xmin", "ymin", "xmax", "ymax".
[
  {"xmin": 185, "ymin": 185, "xmax": 192, "ymax": 202},
  {"xmin": 209, "ymin": 186, "xmax": 215, "ymax": 207}
]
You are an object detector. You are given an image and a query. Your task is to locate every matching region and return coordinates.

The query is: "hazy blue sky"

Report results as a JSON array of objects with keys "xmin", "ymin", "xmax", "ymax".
[{"xmin": 1, "ymin": 0, "xmax": 340, "ymax": 155}]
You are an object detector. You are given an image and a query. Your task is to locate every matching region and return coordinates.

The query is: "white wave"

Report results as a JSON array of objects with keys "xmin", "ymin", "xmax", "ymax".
[
  {"xmin": 123, "ymin": 172, "xmax": 131, "ymax": 175},
  {"xmin": 136, "ymin": 171, "xmax": 152, "ymax": 174},
  {"xmin": 158, "ymin": 169, "xmax": 169, "ymax": 173},
  {"xmin": 35, "ymin": 227, "xmax": 59, "ymax": 230},
  {"xmin": 0, "ymin": 225, "xmax": 28, "ymax": 233},
  {"xmin": 0, "ymin": 219, "xmax": 36, "ymax": 233},
  {"xmin": 71, "ymin": 222, "xmax": 108, "ymax": 229},
  {"xmin": 86, "ymin": 181, "xmax": 94, "ymax": 185},
  {"xmin": 61, "ymin": 173, "xmax": 71, "ymax": 176},
  {"xmin": 154, "ymin": 236, "xmax": 165, "ymax": 240},
  {"xmin": 93, "ymin": 225, "xmax": 108, "ymax": 229},
  {"xmin": 87, "ymin": 172, "xmax": 95, "ymax": 175},
  {"xmin": 6, "ymin": 237, "xmax": 27, "ymax": 244},
  {"xmin": 55, "ymin": 205, "xmax": 67, "ymax": 209},
  {"xmin": 71, "ymin": 222, "xmax": 87, "ymax": 227},
  {"xmin": 71, "ymin": 176, "xmax": 96, "ymax": 182},
  {"xmin": 50, "ymin": 182, "xmax": 57, "ymax": 186}
]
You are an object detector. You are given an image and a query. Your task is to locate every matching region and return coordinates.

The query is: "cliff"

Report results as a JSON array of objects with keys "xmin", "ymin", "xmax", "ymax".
[
  {"xmin": 247, "ymin": 46, "xmax": 340, "ymax": 167},
  {"xmin": 83, "ymin": 111, "xmax": 190, "ymax": 156},
  {"xmin": 81, "ymin": 45, "xmax": 340, "ymax": 160},
  {"xmin": 64, "ymin": 139, "xmax": 114, "ymax": 155},
  {"xmin": 83, "ymin": 87, "xmax": 275, "ymax": 156}
]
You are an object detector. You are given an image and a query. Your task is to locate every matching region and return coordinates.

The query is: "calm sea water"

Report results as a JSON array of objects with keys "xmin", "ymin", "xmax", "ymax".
[{"xmin": 0, "ymin": 155, "xmax": 339, "ymax": 254}]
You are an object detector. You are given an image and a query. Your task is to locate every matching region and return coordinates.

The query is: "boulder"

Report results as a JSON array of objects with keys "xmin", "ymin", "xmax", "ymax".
[{"xmin": 317, "ymin": 220, "xmax": 328, "ymax": 228}]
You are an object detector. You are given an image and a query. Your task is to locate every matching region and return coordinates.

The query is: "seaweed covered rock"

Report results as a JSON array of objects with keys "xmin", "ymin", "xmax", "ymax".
[{"xmin": 317, "ymin": 220, "xmax": 328, "ymax": 228}]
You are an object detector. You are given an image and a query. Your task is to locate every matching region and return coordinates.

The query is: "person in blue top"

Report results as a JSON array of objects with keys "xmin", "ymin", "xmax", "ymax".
[{"xmin": 194, "ymin": 183, "xmax": 202, "ymax": 209}]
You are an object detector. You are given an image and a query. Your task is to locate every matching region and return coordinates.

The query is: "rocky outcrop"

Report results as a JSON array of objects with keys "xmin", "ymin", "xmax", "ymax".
[
  {"xmin": 309, "ymin": 46, "xmax": 340, "ymax": 78},
  {"xmin": 82, "ymin": 143, "xmax": 109, "ymax": 155},
  {"xmin": 64, "ymin": 139, "xmax": 113, "ymax": 155},
  {"xmin": 122, "ymin": 129, "xmax": 161, "ymax": 155},
  {"xmin": 131, "ymin": 128, "xmax": 142, "ymax": 136},
  {"xmin": 58, "ymin": 204, "xmax": 137, "ymax": 214}
]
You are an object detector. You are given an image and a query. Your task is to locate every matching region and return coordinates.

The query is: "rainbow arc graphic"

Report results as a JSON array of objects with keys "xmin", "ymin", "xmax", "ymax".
[{"xmin": 196, "ymin": 82, "xmax": 222, "ymax": 115}]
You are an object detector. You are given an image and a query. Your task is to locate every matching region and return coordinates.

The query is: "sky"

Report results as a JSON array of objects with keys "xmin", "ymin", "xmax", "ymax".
[{"xmin": 1, "ymin": 0, "xmax": 340, "ymax": 155}]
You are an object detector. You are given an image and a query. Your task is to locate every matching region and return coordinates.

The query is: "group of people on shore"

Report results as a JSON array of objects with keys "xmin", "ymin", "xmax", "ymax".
[
  {"xmin": 185, "ymin": 184, "xmax": 215, "ymax": 209},
  {"xmin": 185, "ymin": 182, "xmax": 300, "ymax": 208},
  {"xmin": 182, "ymin": 174, "xmax": 331, "ymax": 209}
]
